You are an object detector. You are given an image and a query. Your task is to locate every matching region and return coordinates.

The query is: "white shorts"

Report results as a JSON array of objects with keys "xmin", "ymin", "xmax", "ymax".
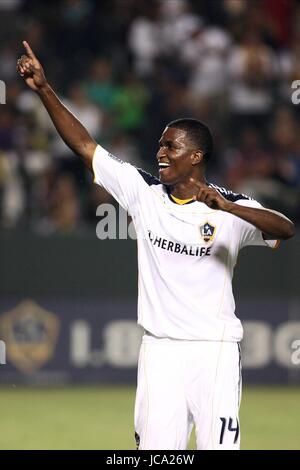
[{"xmin": 134, "ymin": 333, "xmax": 242, "ymax": 450}]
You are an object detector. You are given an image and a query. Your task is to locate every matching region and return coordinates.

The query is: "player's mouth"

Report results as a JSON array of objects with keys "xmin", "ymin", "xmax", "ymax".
[{"xmin": 158, "ymin": 162, "xmax": 171, "ymax": 174}]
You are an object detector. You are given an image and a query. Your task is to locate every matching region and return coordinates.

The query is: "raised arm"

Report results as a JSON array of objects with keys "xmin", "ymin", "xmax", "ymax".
[
  {"xmin": 190, "ymin": 179, "xmax": 295, "ymax": 241},
  {"xmin": 17, "ymin": 41, "xmax": 96, "ymax": 171}
]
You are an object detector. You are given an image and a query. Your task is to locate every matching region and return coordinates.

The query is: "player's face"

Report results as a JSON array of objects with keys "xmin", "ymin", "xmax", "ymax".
[{"xmin": 157, "ymin": 127, "xmax": 197, "ymax": 185}]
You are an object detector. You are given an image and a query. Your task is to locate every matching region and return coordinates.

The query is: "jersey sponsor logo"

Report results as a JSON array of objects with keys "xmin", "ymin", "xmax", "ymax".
[
  {"xmin": 200, "ymin": 222, "xmax": 216, "ymax": 243},
  {"xmin": 148, "ymin": 230, "xmax": 211, "ymax": 257},
  {"xmin": 0, "ymin": 299, "xmax": 60, "ymax": 373}
]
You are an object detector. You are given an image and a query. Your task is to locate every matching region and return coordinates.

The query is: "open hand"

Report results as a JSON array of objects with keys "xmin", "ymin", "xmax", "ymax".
[
  {"xmin": 16, "ymin": 41, "xmax": 47, "ymax": 92},
  {"xmin": 190, "ymin": 178, "xmax": 232, "ymax": 211}
]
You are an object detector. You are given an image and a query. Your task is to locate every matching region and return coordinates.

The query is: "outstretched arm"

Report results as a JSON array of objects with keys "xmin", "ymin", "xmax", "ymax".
[
  {"xmin": 190, "ymin": 179, "xmax": 295, "ymax": 240},
  {"xmin": 17, "ymin": 41, "xmax": 96, "ymax": 171}
]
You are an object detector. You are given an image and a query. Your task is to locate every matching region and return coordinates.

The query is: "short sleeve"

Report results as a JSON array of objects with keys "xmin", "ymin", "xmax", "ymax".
[
  {"xmin": 234, "ymin": 199, "xmax": 279, "ymax": 249},
  {"xmin": 92, "ymin": 144, "xmax": 140, "ymax": 212}
]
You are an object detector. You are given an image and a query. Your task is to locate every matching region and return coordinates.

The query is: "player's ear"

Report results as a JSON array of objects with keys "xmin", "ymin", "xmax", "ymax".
[{"xmin": 191, "ymin": 150, "xmax": 203, "ymax": 166}]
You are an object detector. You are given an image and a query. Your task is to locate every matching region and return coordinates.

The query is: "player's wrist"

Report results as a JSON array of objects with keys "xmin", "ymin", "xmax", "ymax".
[
  {"xmin": 222, "ymin": 201, "xmax": 235, "ymax": 213},
  {"xmin": 36, "ymin": 81, "xmax": 51, "ymax": 96}
]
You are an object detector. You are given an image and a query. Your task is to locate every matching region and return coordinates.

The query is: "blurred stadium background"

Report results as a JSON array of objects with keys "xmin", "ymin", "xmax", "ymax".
[{"xmin": 0, "ymin": 0, "xmax": 299, "ymax": 450}]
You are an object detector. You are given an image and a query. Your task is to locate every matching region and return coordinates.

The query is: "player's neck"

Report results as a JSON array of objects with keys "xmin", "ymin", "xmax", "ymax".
[{"xmin": 170, "ymin": 176, "xmax": 207, "ymax": 199}]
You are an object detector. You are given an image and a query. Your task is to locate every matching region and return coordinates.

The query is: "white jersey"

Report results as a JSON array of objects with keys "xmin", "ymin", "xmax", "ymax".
[{"xmin": 92, "ymin": 145, "xmax": 278, "ymax": 342}]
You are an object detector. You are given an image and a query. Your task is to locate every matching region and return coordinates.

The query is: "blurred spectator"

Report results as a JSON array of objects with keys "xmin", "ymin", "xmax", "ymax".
[
  {"xmin": 183, "ymin": 26, "xmax": 232, "ymax": 99},
  {"xmin": 83, "ymin": 58, "xmax": 117, "ymax": 111},
  {"xmin": 47, "ymin": 82, "xmax": 103, "ymax": 185},
  {"xmin": 270, "ymin": 106, "xmax": 300, "ymax": 189},
  {"xmin": 128, "ymin": 1, "xmax": 163, "ymax": 77},
  {"xmin": 224, "ymin": 126, "xmax": 274, "ymax": 195},
  {"xmin": 263, "ymin": 0, "xmax": 294, "ymax": 47},
  {"xmin": 0, "ymin": 150, "xmax": 25, "ymax": 228},
  {"xmin": 0, "ymin": 109, "xmax": 15, "ymax": 151},
  {"xmin": 159, "ymin": 0, "xmax": 203, "ymax": 55},
  {"xmin": 35, "ymin": 173, "xmax": 81, "ymax": 235},
  {"xmin": 227, "ymin": 28, "xmax": 277, "ymax": 131},
  {"xmin": 85, "ymin": 185, "xmax": 114, "ymax": 225},
  {"xmin": 278, "ymin": 37, "xmax": 300, "ymax": 102},
  {"xmin": 0, "ymin": 43, "xmax": 18, "ymax": 81},
  {"xmin": 109, "ymin": 133, "xmax": 143, "ymax": 168},
  {"xmin": 112, "ymin": 71, "xmax": 149, "ymax": 135}
]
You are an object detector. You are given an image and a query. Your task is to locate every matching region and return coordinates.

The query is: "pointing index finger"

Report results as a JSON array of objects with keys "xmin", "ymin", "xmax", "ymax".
[{"xmin": 23, "ymin": 41, "xmax": 37, "ymax": 61}]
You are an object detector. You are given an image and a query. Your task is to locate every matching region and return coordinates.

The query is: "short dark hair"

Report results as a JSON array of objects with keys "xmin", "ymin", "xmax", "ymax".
[{"xmin": 167, "ymin": 118, "xmax": 213, "ymax": 164}]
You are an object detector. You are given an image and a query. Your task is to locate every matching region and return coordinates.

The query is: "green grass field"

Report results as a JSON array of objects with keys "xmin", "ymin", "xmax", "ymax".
[{"xmin": 0, "ymin": 385, "xmax": 299, "ymax": 450}]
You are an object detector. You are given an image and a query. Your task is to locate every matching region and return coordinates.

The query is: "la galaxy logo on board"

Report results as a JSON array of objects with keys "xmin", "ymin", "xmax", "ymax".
[
  {"xmin": 200, "ymin": 222, "xmax": 216, "ymax": 243},
  {"xmin": 0, "ymin": 299, "xmax": 60, "ymax": 374}
]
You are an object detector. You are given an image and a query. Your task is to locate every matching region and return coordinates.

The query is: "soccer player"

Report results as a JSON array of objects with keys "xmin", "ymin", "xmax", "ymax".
[{"xmin": 17, "ymin": 42, "xmax": 294, "ymax": 450}]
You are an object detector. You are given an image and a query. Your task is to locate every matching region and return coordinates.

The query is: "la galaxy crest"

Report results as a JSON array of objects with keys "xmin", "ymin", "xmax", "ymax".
[
  {"xmin": 200, "ymin": 221, "xmax": 216, "ymax": 243},
  {"xmin": 0, "ymin": 300, "xmax": 60, "ymax": 373}
]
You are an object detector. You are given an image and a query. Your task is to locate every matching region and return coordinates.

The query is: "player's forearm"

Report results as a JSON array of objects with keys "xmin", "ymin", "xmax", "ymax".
[
  {"xmin": 37, "ymin": 84, "xmax": 96, "ymax": 170},
  {"xmin": 225, "ymin": 202, "xmax": 295, "ymax": 240}
]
